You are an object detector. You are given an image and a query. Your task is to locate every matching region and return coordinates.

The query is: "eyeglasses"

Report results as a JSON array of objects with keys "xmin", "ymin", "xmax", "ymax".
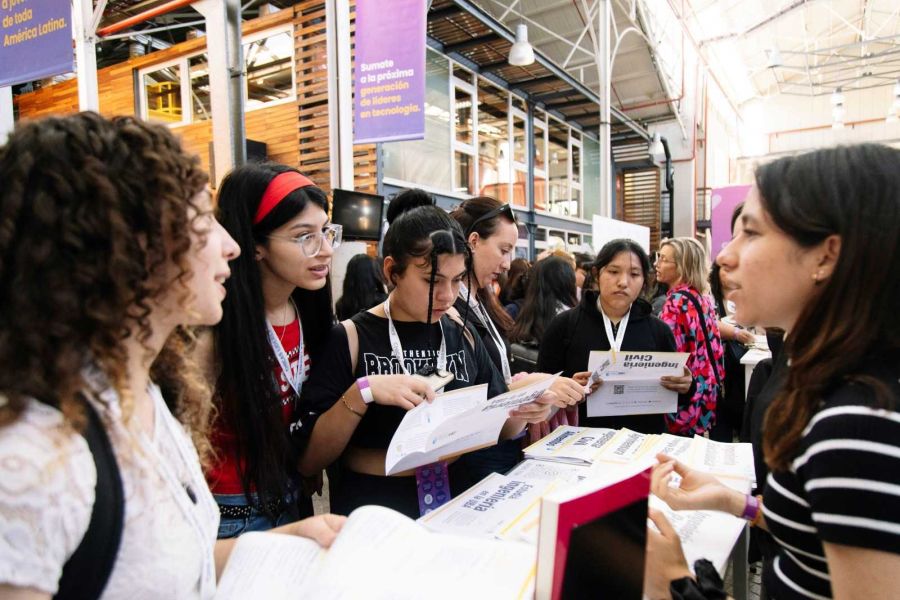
[
  {"xmin": 465, "ymin": 203, "xmax": 518, "ymax": 236},
  {"xmin": 653, "ymin": 253, "xmax": 675, "ymax": 265},
  {"xmin": 268, "ymin": 224, "xmax": 343, "ymax": 257}
]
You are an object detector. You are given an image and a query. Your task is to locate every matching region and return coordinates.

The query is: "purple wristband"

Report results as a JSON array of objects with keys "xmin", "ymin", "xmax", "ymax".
[
  {"xmin": 741, "ymin": 493, "xmax": 760, "ymax": 521},
  {"xmin": 357, "ymin": 377, "xmax": 374, "ymax": 404}
]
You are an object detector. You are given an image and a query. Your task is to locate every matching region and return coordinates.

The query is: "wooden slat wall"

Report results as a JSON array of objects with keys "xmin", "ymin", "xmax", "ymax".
[
  {"xmin": 293, "ymin": 0, "xmax": 376, "ymax": 194},
  {"xmin": 16, "ymin": 4, "xmax": 380, "ymax": 194},
  {"xmin": 622, "ymin": 168, "xmax": 662, "ymax": 251}
]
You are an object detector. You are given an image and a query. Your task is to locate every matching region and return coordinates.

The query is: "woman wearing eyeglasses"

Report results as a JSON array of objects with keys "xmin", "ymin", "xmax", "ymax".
[
  {"xmin": 450, "ymin": 197, "xmax": 585, "ymax": 480},
  {"xmin": 654, "ymin": 238, "xmax": 725, "ymax": 437},
  {"xmin": 199, "ymin": 162, "xmax": 344, "ymax": 537},
  {"xmin": 297, "ymin": 205, "xmax": 555, "ymax": 518}
]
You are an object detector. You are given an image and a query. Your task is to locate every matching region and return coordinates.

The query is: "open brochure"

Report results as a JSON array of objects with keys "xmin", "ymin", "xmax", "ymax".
[
  {"xmin": 385, "ymin": 374, "xmax": 558, "ymax": 475},
  {"xmin": 688, "ymin": 435, "xmax": 756, "ymax": 485},
  {"xmin": 585, "ymin": 351, "xmax": 689, "ymax": 417},
  {"xmin": 215, "ymin": 505, "xmax": 537, "ymax": 600}
]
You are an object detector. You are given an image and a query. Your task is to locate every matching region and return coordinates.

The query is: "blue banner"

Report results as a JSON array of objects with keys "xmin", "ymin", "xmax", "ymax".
[{"xmin": 1, "ymin": 0, "xmax": 72, "ymax": 87}]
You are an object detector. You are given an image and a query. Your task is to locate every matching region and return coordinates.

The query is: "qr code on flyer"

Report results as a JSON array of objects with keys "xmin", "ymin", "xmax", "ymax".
[{"xmin": 613, "ymin": 384, "xmax": 625, "ymax": 395}]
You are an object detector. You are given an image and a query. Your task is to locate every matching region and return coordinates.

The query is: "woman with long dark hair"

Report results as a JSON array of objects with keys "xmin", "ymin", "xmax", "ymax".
[
  {"xmin": 0, "ymin": 113, "xmax": 343, "ymax": 599},
  {"xmin": 538, "ymin": 239, "xmax": 692, "ymax": 434},
  {"xmin": 204, "ymin": 162, "xmax": 342, "ymax": 537},
  {"xmin": 450, "ymin": 196, "xmax": 584, "ymax": 479},
  {"xmin": 647, "ymin": 144, "xmax": 900, "ymax": 600},
  {"xmin": 335, "ymin": 254, "xmax": 386, "ymax": 321},
  {"xmin": 508, "ymin": 256, "xmax": 578, "ymax": 346},
  {"xmin": 299, "ymin": 205, "xmax": 559, "ymax": 518}
]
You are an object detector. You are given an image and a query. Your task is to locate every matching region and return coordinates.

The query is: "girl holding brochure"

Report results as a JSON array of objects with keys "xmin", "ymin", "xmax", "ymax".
[
  {"xmin": 538, "ymin": 239, "xmax": 693, "ymax": 434},
  {"xmin": 198, "ymin": 162, "xmax": 343, "ymax": 538},
  {"xmin": 0, "ymin": 113, "xmax": 344, "ymax": 600},
  {"xmin": 450, "ymin": 196, "xmax": 586, "ymax": 476},
  {"xmin": 299, "ymin": 205, "xmax": 562, "ymax": 518},
  {"xmin": 646, "ymin": 144, "xmax": 900, "ymax": 600}
]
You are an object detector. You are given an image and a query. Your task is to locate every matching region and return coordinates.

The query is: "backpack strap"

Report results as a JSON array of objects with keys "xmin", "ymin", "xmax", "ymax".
[
  {"xmin": 678, "ymin": 291, "xmax": 724, "ymax": 386},
  {"xmin": 55, "ymin": 395, "xmax": 125, "ymax": 600}
]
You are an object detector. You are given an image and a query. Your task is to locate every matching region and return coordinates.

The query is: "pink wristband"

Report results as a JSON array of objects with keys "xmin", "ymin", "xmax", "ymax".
[
  {"xmin": 741, "ymin": 493, "xmax": 760, "ymax": 521},
  {"xmin": 357, "ymin": 377, "xmax": 374, "ymax": 404}
]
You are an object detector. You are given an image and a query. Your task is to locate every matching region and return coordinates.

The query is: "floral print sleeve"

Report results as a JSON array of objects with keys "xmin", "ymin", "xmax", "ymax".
[{"xmin": 659, "ymin": 284, "xmax": 725, "ymax": 435}]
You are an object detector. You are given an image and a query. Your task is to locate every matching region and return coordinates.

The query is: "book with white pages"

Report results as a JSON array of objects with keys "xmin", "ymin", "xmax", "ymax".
[
  {"xmin": 385, "ymin": 374, "xmax": 559, "ymax": 475},
  {"xmin": 689, "ymin": 435, "xmax": 756, "ymax": 486},
  {"xmin": 593, "ymin": 428, "xmax": 651, "ymax": 463},
  {"xmin": 648, "ymin": 495, "xmax": 747, "ymax": 575},
  {"xmin": 215, "ymin": 505, "xmax": 538, "ymax": 600},
  {"xmin": 522, "ymin": 425, "xmax": 618, "ymax": 466},
  {"xmin": 417, "ymin": 472, "xmax": 553, "ymax": 541}
]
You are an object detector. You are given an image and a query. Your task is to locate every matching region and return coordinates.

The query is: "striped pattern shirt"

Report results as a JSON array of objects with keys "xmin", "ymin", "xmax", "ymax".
[{"xmin": 763, "ymin": 362, "xmax": 900, "ymax": 599}]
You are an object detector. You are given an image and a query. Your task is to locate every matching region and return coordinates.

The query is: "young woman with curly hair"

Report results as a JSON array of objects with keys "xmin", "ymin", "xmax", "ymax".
[{"xmin": 0, "ymin": 113, "xmax": 343, "ymax": 600}]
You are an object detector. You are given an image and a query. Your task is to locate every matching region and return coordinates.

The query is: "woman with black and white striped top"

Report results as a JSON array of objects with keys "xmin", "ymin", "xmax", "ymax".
[{"xmin": 645, "ymin": 143, "xmax": 900, "ymax": 600}]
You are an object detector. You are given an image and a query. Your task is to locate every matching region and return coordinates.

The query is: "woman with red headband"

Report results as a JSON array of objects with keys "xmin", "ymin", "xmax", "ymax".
[{"xmin": 199, "ymin": 162, "xmax": 347, "ymax": 537}]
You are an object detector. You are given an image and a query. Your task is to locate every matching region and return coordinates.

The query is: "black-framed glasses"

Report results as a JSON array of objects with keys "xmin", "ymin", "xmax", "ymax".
[
  {"xmin": 465, "ymin": 203, "xmax": 518, "ymax": 236},
  {"xmin": 268, "ymin": 224, "xmax": 343, "ymax": 257}
]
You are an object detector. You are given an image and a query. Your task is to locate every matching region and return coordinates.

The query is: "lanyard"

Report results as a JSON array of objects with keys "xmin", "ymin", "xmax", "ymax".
[
  {"xmin": 459, "ymin": 282, "xmax": 511, "ymax": 384},
  {"xmin": 266, "ymin": 318, "xmax": 303, "ymax": 398},
  {"xmin": 141, "ymin": 386, "xmax": 218, "ymax": 599},
  {"xmin": 599, "ymin": 298, "xmax": 631, "ymax": 361},
  {"xmin": 383, "ymin": 294, "xmax": 447, "ymax": 375}
]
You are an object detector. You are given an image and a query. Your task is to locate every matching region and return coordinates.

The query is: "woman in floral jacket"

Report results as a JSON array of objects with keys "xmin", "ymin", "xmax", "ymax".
[{"xmin": 655, "ymin": 237, "xmax": 725, "ymax": 437}]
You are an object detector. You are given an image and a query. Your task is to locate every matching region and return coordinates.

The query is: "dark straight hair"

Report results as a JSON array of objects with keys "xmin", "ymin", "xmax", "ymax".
[
  {"xmin": 336, "ymin": 254, "xmax": 386, "ymax": 321},
  {"xmin": 593, "ymin": 238, "xmax": 652, "ymax": 295},
  {"xmin": 449, "ymin": 196, "xmax": 516, "ymax": 335},
  {"xmin": 214, "ymin": 161, "xmax": 334, "ymax": 514},
  {"xmin": 509, "ymin": 256, "xmax": 577, "ymax": 344},
  {"xmin": 759, "ymin": 144, "xmax": 900, "ymax": 470}
]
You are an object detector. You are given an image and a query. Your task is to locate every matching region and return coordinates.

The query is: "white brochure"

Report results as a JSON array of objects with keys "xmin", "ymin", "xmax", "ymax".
[
  {"xmin": 585, "ymin": 351, "xmax": 689, "ymax": 417},
  {"xmin": 522, "ymin": 425, "xmax": 618, "ymax": 466},
  {"xmin": 385, "ymin": 375, "xmax": 558, "ymax": 475},
  {"xmin": 418, "ymin": 472, "xmax": 552, "ymax": 540}
]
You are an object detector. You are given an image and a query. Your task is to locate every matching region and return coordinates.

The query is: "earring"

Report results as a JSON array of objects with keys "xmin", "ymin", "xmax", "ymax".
[{"xmin": 812, "ymin": 271, "xmax": 822, "ymax": 284}]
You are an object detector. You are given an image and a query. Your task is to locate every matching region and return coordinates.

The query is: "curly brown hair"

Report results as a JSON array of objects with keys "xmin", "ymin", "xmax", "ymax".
[{"xmin": 0, "ymin": 112, "xmax": 214, "ymax": 462}]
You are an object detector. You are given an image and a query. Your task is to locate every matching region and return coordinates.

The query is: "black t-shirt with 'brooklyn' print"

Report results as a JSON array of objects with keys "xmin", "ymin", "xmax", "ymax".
[{"xmin": 302, "ymin": 310, "xmax": 507, "ymax": 450}]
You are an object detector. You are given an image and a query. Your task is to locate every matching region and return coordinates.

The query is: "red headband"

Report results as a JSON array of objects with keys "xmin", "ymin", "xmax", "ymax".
[{"xmin": 253, "ymin": 172, "xmax": 315, "ymax": 225}]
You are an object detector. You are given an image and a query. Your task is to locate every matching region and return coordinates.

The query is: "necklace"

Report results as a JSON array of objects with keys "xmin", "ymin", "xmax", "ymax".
[{"xmin": 270, "ymin": 298, "xmax": 297, "ymax": 344}]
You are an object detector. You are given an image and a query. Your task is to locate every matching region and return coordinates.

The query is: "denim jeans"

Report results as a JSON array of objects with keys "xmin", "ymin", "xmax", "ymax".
[{"xmin": 214, "ymin": 491, "xmax": 301, "ymax": 539}]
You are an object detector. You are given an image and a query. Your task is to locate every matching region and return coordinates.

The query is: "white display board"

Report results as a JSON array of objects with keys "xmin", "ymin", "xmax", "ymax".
[{"xmin": 591, "ymin": 215, "xmax": 651, "ymax": 254}]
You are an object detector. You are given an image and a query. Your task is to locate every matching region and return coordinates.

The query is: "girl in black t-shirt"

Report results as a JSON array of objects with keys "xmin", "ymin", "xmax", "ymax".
[{"xmin": 300, "ymin": 206, "xmax": 558, "ymax": 518}]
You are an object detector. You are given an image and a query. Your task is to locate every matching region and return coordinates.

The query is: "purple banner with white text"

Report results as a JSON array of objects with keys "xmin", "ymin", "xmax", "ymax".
[
  {"xmin": 0, "ymin": 0, "xmax": 72, "ymax": 88},
  {"xmin": 353, "ymin": 0, "xmax": 426, "ymax": 144},
  {"xmin": 710, "ymin": 185, "xmax": 751, "ymax": 257}
]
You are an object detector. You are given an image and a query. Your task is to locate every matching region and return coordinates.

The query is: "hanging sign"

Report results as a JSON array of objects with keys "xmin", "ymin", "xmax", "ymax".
[
  {"xmin": 1, "ymin": 0, "xmax": 72, "ymax": 87},
  {"xmin": 353, "ymin": 0, "xmax": 426, "ymax": 144}
]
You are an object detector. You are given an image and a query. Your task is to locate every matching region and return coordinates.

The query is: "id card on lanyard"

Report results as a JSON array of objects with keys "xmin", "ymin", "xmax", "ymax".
[
  {"xmin": 266, "ymin": 320, "xmax": 303, "ymax": 399},
  {"xmin": 383, "ymin": 294, "xmax": 448, "ymax": 375}
]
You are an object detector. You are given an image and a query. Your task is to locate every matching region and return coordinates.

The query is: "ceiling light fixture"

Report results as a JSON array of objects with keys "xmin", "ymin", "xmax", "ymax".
[
  {"xmin": 831, "ymin": 88, "xmax": 845, "ymax": 130},
  {"xmin": 765, "ymin": 47, "xmax": 782, "ymax": 68},
  {"xmin": 508, "ymin": 24, "xmax": 535, "ymax": 67},
  {"xmin": 887, "ymin": 79, "xmax": 900, "ymax": 124},
  {"xmin": 648, "ymin": 132, "xmax": 665, "ymax": 162}
]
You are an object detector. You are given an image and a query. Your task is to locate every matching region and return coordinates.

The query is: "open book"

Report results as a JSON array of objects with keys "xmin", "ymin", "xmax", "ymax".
[
  {"xmin": 215, "ymin": 505, "xmax": 537, "ymax": 600},
  {"xmin": 385, "ymin": 374, "xmax": 558, "ymax": 475}
]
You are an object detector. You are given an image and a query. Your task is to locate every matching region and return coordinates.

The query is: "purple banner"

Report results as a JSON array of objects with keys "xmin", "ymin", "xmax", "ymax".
[
  {"xmin": 0, "ymin": 0, "xmax": 72, "ymax": 88},
  {"xmin": 353, "ymin": 0, "xmax": 426, "ymax": 144},
  {"xmin": 710, "ymin": 185, "xmax": 751, "ymax": 257}
]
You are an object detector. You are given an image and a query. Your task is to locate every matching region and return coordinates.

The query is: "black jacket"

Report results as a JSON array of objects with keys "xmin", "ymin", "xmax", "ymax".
[{"xmin": 537, "ymin": 291, "xmax": 683, "ymax": 434}]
